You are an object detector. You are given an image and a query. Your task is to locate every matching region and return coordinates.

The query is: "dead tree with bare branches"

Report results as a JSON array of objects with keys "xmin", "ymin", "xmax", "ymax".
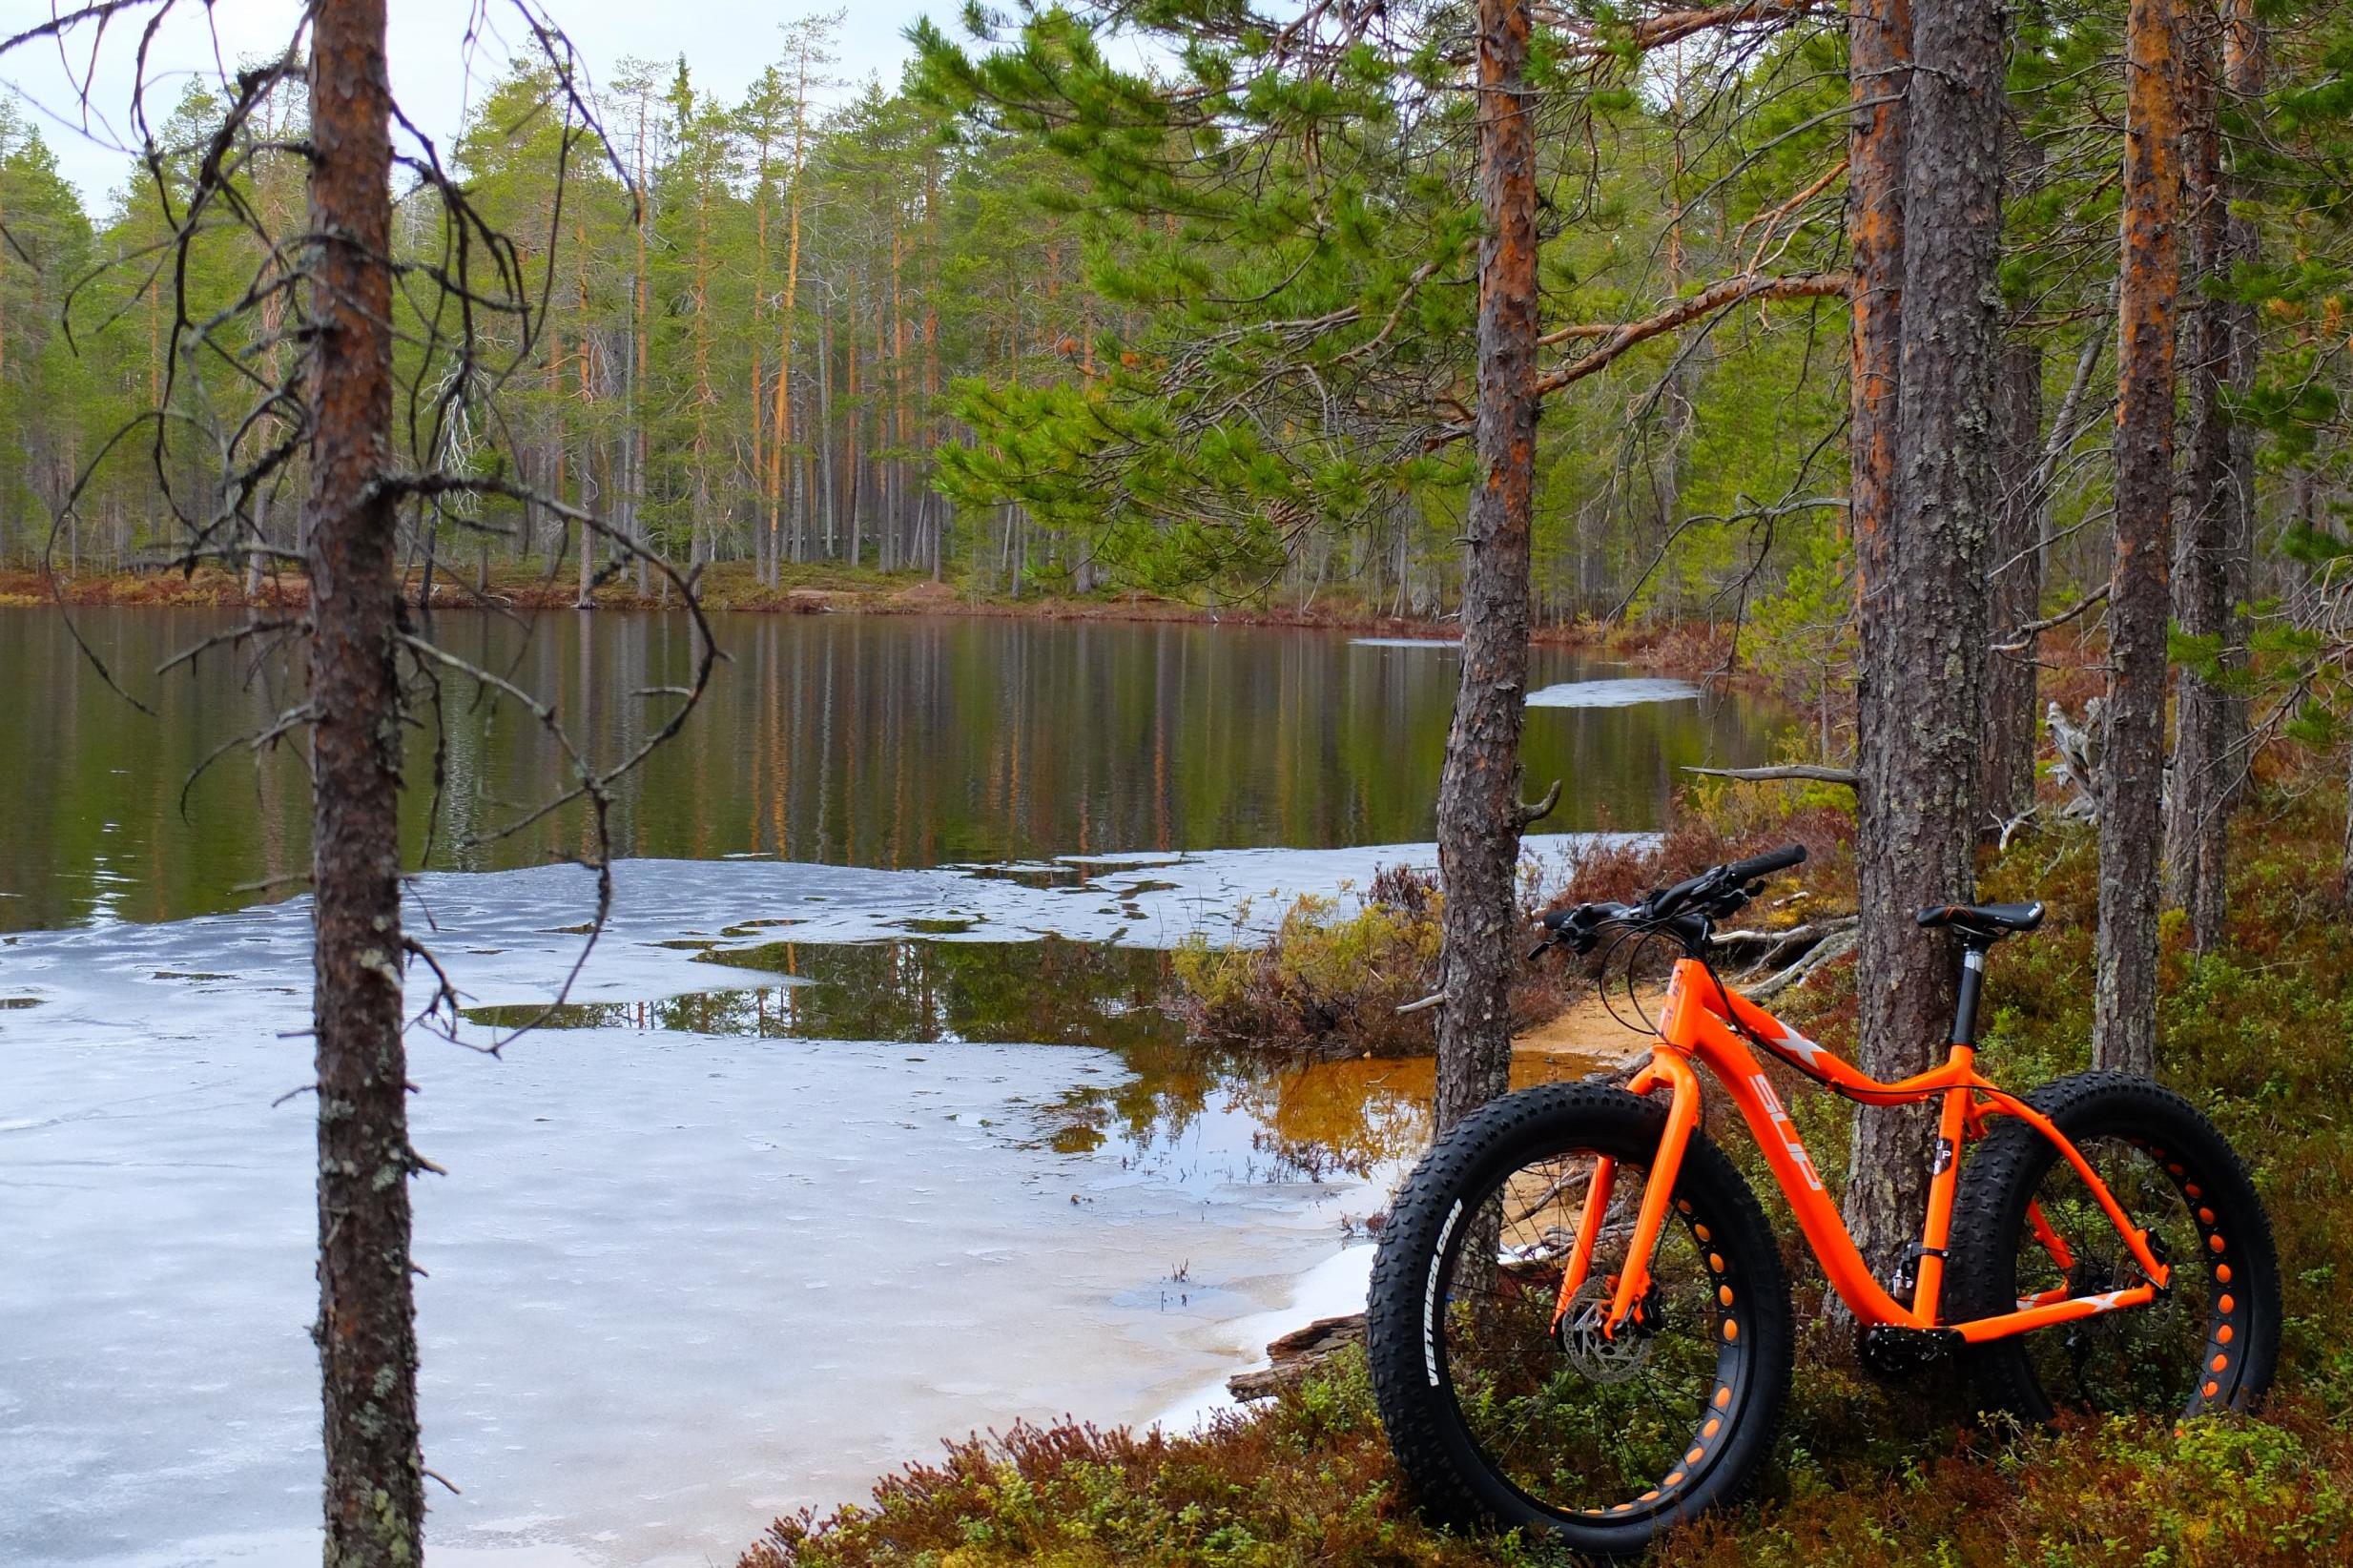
[{"xmin": 1, "ymin": 7, "xmax": 716, "ymax": 1562}]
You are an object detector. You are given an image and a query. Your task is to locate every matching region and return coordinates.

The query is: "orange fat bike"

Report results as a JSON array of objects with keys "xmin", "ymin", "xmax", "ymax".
[{"xmin": 1365, "ymin": 845, "xmax": 2279, "ymax": 1556}]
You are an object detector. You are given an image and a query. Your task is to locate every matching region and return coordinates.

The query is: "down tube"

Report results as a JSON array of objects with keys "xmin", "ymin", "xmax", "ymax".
[{"xmin": 1690, "ymin": 1014, "xmax": 1919, "ymax": 1328}]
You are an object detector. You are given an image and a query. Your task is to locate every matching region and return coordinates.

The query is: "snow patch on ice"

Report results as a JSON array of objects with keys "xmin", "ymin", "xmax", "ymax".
[{"xmin": 1526, "ymin": 677, "xmax": 1703, "ymax": 709}]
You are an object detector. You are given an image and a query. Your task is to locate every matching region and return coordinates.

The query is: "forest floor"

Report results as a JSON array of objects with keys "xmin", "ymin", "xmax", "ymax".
[
  {"xmin": 0, "ymin": 562, "xmax": 1736, "ymax": 671},
  {"xmin": 743, "ymin": 772, "xmax": 2353, "ymax": 1568}
]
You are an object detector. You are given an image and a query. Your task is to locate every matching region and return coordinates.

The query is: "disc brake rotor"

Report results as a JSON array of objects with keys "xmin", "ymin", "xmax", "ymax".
[{"xmin": 1556, "ymin": 1278, "xmax": 1656, "ymax": 1385}]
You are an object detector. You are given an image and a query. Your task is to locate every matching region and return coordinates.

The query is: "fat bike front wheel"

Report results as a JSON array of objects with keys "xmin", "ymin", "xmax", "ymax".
[{"xmin": 1365, "ymin": 1083, "xmax": 1792, "ymax": 1557}]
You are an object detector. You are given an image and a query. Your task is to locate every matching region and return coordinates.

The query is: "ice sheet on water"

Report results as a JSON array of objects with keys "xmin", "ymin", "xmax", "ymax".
[
  {"xmin": 0, "ymin": 836, "xmax": 1636, "ymax": 1568},
  {"xmin": 1525, "ymin": 677, "xmax": 1703, "ymax": 709},
  {"xmin": 0, "ymin": 835, "xmax": 1630, "ymax": 1018},
  {"xmin": 1348, "ymin": 636, "xmax": 1460, "ymax": 650}
]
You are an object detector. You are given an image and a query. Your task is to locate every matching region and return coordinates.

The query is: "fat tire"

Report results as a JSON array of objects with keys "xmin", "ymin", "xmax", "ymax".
[
  {"xmin": 1365, "ymin": 1082, "xmax": 1792, "ymax": 1557},
  {"xmin": 1948, "ymin": 1070, "xmax": 2280, "ymax": 1421}
]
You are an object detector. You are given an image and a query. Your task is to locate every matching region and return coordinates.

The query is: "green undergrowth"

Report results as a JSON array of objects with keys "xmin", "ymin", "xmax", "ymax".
[
  {"xmin": 1170, "ymin": 865, "xmax": 1567, "ymax": 1058},
  {"xmin": 747, "ymin": 784, "xmax": 2353, "ymax": 1568},
  {"xmin": 1168, "ymin": 794, "xmax": 1857, "ymax": 1059}
]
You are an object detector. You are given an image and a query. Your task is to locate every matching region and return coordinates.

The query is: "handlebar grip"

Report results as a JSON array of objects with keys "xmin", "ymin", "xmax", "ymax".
[{"xmin": 1723, "ymin": 843, "xmax": 1807, "ymax": 883}]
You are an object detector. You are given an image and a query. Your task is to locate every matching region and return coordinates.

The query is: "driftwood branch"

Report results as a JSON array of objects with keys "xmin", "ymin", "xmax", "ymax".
[
  {"xmin": 2047, "ymin": 698, "xmax": 2104, "ymax": 822},
  {"xmin": 1683, "ymin": 763, "xmax": 1859, "ymax": 787},
  {"xmin": 1710, "ymin": 917, "xmax": 1855, "ymax": 972},
  {"xmin": 1745, "ymin": 922, "xmax": 1859, "ymax": 1000},
  {"xmin": 1228, "ymin": 1313, "xmax": 1367, "ymax": 1402},
  {"xmin": 1995, "ymin": 584, "xmax": 2109, "ymax": 652}
]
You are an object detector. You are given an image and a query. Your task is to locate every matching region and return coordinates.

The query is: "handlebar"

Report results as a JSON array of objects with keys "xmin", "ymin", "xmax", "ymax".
[
  {"xmin": 1723, "ymin": 843, "xmax": 1808, "ymax": 884},
  {"xmin": 1536, "ymin": 842, "xmax": 1807, "ymax": 959}
]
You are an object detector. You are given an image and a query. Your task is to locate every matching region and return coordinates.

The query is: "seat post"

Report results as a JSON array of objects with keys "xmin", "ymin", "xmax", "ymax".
[{"xmin": 1949, "ymin": 943, "xmax": 1990, "ymax": 1046}]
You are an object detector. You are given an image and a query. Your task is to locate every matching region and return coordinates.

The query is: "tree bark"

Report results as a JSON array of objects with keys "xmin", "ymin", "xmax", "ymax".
[
  {"xmin": 2219, "ymin": 0, "xmax": 2262, "ymax": 812},
  {"xmin": 1982, "ymin": 120, "xmax": 2049, "ymax": 832},
  {"xmin": 1841, "ymin": 0, "xmax": 1914, "ymax": 1282},
  {"xmin": 1847, "ymin": 0, "xmax": 2003, "ymax": 1284},
  {"xmin": 2096, "ymin": 0, "xmax": 2185, "ymax": 1078},
  {"xmin": 1984, "ymin": 329, "xmax": 2046, "ymax": 829},
  {"xmin": 304, "ymin": 3, "xmax": 423, "ymax": 1564},
  {"xmin": 767, "ymin": 55, "xmax": 809, "ymax": 584},
  {"xmin": 2166, "ymin": 8, "xmax": 2232, "ymax": 953},
  {"xmin": 2343, "ymin": 737, "xmax": 2353, "ymax": 919},
  {"xmin": 1434, "ymin": 0, "xmax": 1539, "ymax": 1136},
  {"xmin": 631, "ymin": 89, "xmax": 652, "ymax": 598}
]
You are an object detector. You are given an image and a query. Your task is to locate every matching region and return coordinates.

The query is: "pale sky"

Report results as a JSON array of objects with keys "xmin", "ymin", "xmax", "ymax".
[{"xmin": 1, "ymin": 0, "xmax": 951, "ymax": 210}]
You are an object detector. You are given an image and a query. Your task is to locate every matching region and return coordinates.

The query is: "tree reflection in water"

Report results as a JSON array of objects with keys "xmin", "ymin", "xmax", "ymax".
[{"xmin": 464, "ymin": 935, "xmax": 1612, "ymax": 1181}]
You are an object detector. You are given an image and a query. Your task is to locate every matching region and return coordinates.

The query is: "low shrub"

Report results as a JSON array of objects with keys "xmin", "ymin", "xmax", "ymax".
[{"xmin": 1171, "ymin": 866, "xmax": 1571, "ymax": 1058}]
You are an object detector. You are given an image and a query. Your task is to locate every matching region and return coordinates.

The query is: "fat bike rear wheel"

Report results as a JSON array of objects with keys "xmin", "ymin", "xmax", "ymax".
[{"xmin": 1949, "ymin": 1071, "xmax": 2280, "ymax": 1421}]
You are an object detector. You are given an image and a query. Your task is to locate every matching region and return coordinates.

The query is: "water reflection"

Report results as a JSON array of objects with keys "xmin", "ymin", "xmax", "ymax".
[
  {"xmin": 461, "ymin": 935, "xmax": 1613, "ymax": 1183},
  {"xmin": 464, "ymin": 936, "xmax": 1175, "ymax": 1049},
  {"xmin": 0, "ymin": 609, "xmax": 1786, "ymax": 930}
]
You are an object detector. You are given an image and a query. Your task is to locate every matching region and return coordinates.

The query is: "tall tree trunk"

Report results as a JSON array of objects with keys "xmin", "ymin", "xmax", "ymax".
[
  {"xmin": 692, "ymin": 168, "xmax": 715, "ymax": 571},
  {"xmin": 2168, "ymin": 10, "xmax": 2232, "ymax": 952},
  {"xmin": 304, "ymin": 3, "xmax": 423, "ymax": 1563},
  {"xmin": 749, "ymin": 119, "xmax": 774, "ymax": 587},
  {"xmin": 1852, "ymin": 0, "xmax": 2003, "ymax": 1281},
  {"xmin": 767, "ymin": 64, "xmax": 808, "ymax": 586},
  {"xmin": 1434, "ymin": 0, "xmax": 1539, "ymax": 1135},
  {"xmin": 1841, "ymin": 0, "xmax": 1915, "ymax": 1278},
  {"xmin": 846, "ymin": 299, "xmax": 862, "ymax": 568},
  {"xmin": 818, "ymin": 299, "xmax": 836, "ymax": 555},
  {"xmin": 2096, "ymin": 0, "xmax": 2185, "ymax": 1078},
  {"xmin": 2343, "ymin": 736, "xmax": 2353, "ymax": 919},
  {"xmin": 630, "ymin": 96, "xmax": 652, "ymax": 598},
  {"xmin": 2219, "ymin": 0, "xmax": 2262, "ymax": 804},
  {"xmin": 893, "ymin": 223, "xmax": 909, "ymax": 568},
  {"xmin": 1984, "ymin": 329, "xmax": 2046, "ymax": 829},
  {"xmin": 877, "ymin": 278, "xmax": 895, "ymax": 571}
]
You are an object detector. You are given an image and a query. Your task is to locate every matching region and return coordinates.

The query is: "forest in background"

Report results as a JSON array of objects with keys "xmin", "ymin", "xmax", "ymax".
[{"xmin": 0, "ymin": 0, "xmax": 2339, "ymax": 667}]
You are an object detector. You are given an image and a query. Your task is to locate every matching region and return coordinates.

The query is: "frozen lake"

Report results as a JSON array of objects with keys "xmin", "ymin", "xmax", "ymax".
[
  {"xmin": 0, "ymin": 609, "xmax": 1780, "ymax": 1566},
  {"xmin": 0, "ymin": 841, "xmax": 1619, "ymax": 1568}
]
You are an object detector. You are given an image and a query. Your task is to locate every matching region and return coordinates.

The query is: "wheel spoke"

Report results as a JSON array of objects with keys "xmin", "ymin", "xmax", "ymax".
[
  {"xmin": 2014, "ymin": 1134, "xmax": 2213, "ymax": 1415},
  {"xmin": 1436, "ymin": 1147, "xmax": 1744, "ymax": 1516}
]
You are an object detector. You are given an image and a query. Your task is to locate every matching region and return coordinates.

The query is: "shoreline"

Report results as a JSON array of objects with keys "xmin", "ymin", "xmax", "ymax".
[
  {"xmin": 1187, "ymin": 1006, "xmax": 1658, "ymax": 1421},
  {"xmin": 0, "ymin": 564, "xmax": 1740, "ymax": 673}
]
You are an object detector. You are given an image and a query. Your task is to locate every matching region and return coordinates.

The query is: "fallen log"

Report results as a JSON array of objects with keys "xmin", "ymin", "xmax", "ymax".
[
  {"xmin": 1682, "ymin": 763, "xmax": 1858, "ymax": 787},
  {"xmin": 1228, "ymin": 1313, "xmax": 1366, "ymax": 1402}
]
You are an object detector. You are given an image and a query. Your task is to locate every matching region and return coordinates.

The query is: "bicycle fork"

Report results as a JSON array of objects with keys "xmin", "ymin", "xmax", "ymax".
[{"xmin": 1551, "ymin": 1049, "xmax": 1702, "ymax": 1340}]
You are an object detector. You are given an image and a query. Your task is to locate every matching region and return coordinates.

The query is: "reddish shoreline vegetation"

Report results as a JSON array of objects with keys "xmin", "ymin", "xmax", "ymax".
[
  {"xmin": 0, "ymin": 564, "xmax": 1739, "ymax": 668},
  {"xmin": 749, "ymin": 758, "xmax": 2353, "ymax": 1566}
]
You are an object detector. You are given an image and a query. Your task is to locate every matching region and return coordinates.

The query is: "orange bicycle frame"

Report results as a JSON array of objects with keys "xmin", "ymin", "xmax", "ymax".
[{"xmin": 1557, "ymin": 958, "xmax": 2170, "ymax": 1342}]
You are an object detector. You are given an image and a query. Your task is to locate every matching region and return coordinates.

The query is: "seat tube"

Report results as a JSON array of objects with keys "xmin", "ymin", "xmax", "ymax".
[
  {"xmin": 1950, "ymin": 946, "xmax": 1989, "ymax": 1046},
  {"xmin": 1912, "ymin": 1055, "xmax": 1974, "ymax": 1321}
]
